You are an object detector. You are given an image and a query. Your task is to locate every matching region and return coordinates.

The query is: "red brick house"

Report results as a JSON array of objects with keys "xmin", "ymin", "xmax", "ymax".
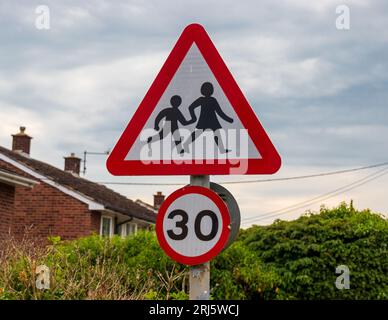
[{"xmin": 0, "ymin": 127, "xmax": 161, "ymax": 241}]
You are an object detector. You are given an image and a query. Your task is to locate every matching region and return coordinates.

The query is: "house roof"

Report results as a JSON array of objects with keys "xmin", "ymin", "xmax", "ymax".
[
  {"xmin": 0, "ymin": 146, "xmax": 156, "ymax": 223},
  {"xmin": 136, "ymin": 199, "xmax": 157, "ymax": 212}
]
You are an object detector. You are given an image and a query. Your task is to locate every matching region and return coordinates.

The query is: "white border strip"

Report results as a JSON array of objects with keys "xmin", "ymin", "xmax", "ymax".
[
  {"xmin": 0, "ymin": 153, "xmax": 105, "ymax": 211},
  {"xmin": 0, "ymin": 170, "xmax": 39, "ymax": 188}
]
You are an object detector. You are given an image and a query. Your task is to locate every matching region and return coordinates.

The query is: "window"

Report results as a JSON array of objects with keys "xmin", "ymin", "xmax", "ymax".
[
  {"xmin": 120, "ymin": 222, "xmax": 137, "ymax": 237},
  {"xmin": 100, "ymin": 216, "xmax": 113, "ymax": 237},
  {"xmin": 126, "ymin": 223, "xmax": 137, "ymax": 236}
]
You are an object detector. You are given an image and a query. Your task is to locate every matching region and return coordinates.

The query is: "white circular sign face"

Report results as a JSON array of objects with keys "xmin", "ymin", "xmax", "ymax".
[
  {"xmin": 163, "ymin": 193, "xmax": 222, "ymax": 257},
  {"xmin": 156, "ymin": 186, "xmax": 230, "ymax": 265}
]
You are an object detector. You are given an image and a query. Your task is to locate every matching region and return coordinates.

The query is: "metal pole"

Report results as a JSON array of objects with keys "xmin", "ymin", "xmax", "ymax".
[{"xmin": 189, "ymin": 175, "xmax": 210, "ymax": 300}]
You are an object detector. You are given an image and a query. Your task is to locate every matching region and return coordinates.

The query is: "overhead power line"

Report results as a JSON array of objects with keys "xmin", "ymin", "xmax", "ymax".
[
  {"xmin": 241, "ymin": 167, "xmax": 388, "ymax": 224},
  {"xmin": 97, "ymin": 161, "xmax": 388, "ymax": 186},
  {"xmin": 242, "ymin": 167, "xmax": 388, "ymax": 224},
  {"xmin": 217, "ymin": 161, "xmax": 388, "ymax": 185}
]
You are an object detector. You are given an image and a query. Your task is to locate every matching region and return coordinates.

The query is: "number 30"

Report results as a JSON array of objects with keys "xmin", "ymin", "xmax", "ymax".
[{"xmin": 167, "ymin": 209, "xmax": 218, "ymax": 241}]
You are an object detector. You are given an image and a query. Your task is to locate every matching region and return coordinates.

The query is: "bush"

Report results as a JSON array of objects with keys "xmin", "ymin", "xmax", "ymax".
[
  {"xmin": 0, "ymin": 232, "xmax": 188, "ymax": 300},
  {"xmin": 242, "ymin": 202, "xmax": 388, "ymax": 299},
  {"xmin": 212, "ymin": 241, "xmax": 281, "ymax": 299},
  {"xmin": 1, "ymin": 202, "xmax": 386, "ymax": 300}
]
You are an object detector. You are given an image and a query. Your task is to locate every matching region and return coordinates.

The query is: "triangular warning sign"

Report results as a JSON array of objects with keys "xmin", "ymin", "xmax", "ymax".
[{"xmin": 107, "ymin": 24, "xmax": 281, "ymax": 176}]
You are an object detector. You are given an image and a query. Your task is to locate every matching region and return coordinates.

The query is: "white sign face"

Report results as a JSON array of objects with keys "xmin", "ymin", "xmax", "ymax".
[
  {"xmin": 125, "ymin": 44, "xmax": 261, "ymax": 162},
  {"xmin": 162, "ymin": 193, "xmax": 222, "ymax": 257}
]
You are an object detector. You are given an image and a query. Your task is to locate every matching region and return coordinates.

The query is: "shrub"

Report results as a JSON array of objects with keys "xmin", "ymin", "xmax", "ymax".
[
  {"xmin": 0, "ymin": 232, "xmax": 188, "ymax": 300},
  {"xmin": 1, "ymin": 202, "xmax": 386, "ymax": 300},
  {"xmin": 242, "ymin": 202, "xmax": 388, "ymax": 299},
  {"xmin": 211, "ymin": 241, "xmax": 281, "ymax": 299}
]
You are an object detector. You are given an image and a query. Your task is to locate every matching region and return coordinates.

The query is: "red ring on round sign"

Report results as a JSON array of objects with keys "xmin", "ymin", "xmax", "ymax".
[{"xmin": 156, "ymin": 186, "xmax": 230, "ymax": 266}]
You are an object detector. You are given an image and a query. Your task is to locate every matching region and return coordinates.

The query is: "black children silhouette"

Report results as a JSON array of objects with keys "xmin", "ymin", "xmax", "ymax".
[
  {"xmin": 183, "ymin": 82, "xmax": 234, "ymax": 154},
  {"xmin": 147, "ymin": 95, "xmax": 192, "ymax": 154}
]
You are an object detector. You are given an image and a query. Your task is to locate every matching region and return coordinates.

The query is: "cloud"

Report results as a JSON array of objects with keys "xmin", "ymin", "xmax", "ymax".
[{"xmin": 0, "ymin": 0, "xmax": 387, "ymax": 225}]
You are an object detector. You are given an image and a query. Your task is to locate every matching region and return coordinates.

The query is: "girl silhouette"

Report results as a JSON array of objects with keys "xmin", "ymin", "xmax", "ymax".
[{"xmin": 183, "ymin": 82, "xmax": 234, "ymax": 154}]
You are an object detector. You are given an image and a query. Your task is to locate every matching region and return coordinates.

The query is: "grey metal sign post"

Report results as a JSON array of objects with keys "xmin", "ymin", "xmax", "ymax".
[{"xmin": 189, "ymin": 175, "xmax": 210, "ymax": 300}]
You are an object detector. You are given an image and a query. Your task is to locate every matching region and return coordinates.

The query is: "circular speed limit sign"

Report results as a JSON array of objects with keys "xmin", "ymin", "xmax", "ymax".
[{"xmin": 156, "ymin": 186, "xmax": 230, "ymax": 265}]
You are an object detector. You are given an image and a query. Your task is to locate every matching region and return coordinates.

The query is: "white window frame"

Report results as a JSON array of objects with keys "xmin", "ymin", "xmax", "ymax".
[
  {"xmin": 100, "ymin": 215, "xmax": 114, "ymax": 237},
  {"xmin": 120, "ymin": 222, "xmax": 138, "ymax": 237}
]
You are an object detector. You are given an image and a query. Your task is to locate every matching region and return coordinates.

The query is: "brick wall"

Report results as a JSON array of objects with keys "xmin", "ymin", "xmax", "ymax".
[
  {"xmin": 0, "ymin": 182, "xmax": 15, "ymax": 239},
  {"xmin": 0, "ymin": 160, "xmax": 101, "ymax": 241},
  {"xmin": 91, "ymin": 211, "xmax": 101, "ymax": 234}
]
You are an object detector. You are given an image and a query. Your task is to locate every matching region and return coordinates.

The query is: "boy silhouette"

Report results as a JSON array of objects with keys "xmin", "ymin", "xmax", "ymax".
[
  {"xmin": 183, "ymin": 82, "xmax": 234, "ymax": 154},
  {"xmin": 147, "ymin": 95, "xmax": 192, "ymax": 154}
]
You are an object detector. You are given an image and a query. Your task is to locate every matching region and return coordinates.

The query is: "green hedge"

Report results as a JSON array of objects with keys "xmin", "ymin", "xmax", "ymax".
[
  {"xmin": 0, "ymin": 230, "xmax": 277, "ymax": 299},
  {"xmin": 242, "ymin": 202, "xmax": 388, "ymax": 299},
  {"xmin": 0, "ymin": 202, "xmax": 386, "ymax": 299}
]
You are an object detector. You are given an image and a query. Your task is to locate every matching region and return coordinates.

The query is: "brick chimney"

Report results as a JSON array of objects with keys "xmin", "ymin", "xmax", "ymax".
[
  {"xmin": 153, "ymin": 191, "xmax": 165, "ymax": 210},
  {"xmin": 64, "ymin": 153, "xmax": 81, "ymax": 175},
  {"xmin": 12, "ymin": 126, "xmax": 32, "ymax": 155}
]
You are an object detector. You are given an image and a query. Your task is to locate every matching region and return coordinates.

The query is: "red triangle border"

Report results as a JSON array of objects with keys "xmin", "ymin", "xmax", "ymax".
[{"xmin": 107, "ymin": 23, "xmax": 281, "ymax": 176}]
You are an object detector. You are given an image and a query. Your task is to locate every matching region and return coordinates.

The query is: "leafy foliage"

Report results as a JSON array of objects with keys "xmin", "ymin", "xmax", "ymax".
[
  {"xmin": 0, "ymin": 232, "xmax": 188, "ymax": 300},
  {"xmin": 0, "ymin": 202, "xmax": 386, "ymax": 299},
  {"xmin": 242, "ymin": 202, "xmax": 388, "ymax": 299},
  {"xmin": 212, "ymin": 241, "xmax": 281, "ymax": 299}
]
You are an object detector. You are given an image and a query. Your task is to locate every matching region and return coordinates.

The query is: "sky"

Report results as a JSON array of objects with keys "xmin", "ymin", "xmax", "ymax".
[{"xmin": 0, "ymin": 0, "xmax": 387, "ymax": 227}]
